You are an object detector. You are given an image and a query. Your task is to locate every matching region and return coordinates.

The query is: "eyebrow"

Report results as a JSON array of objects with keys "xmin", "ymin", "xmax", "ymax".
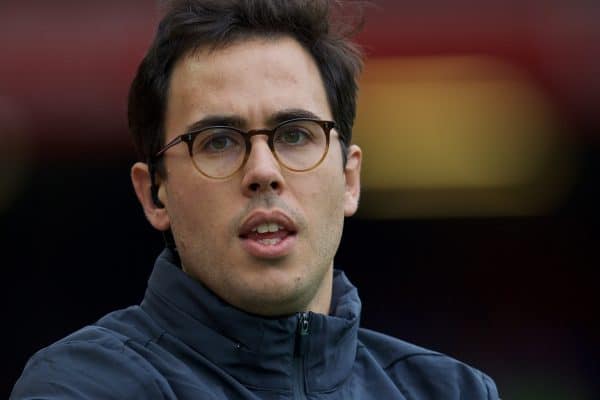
[
  {"xmin": 266, "ymin": 109, "xmax": 322, "ymax": 126},
  {"xmin": 183, "ymin": 108, "xmax": 324, "ymax": 133},
  {"xmin": 185, "ymin": 115, "xmax": 246, "ymax": 133}
]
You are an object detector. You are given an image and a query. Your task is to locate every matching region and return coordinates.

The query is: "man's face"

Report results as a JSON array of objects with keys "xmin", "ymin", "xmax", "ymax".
[{"xmin": 135, "ymin": 36, "xmax": 361, "ymax": 316}]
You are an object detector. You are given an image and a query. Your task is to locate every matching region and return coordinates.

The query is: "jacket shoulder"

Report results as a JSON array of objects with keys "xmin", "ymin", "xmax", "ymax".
[
  {"xmin": 11, "ymin": 311, "xmax": 171, "ymax": 399},
  {"xmin": 357, "ymin": 328, "xmax": 500, "ymax": 400}
]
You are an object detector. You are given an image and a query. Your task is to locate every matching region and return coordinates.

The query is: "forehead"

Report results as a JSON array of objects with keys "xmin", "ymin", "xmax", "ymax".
[{"xmin": 164, "ymin": 36, "xmax": 332, "ymax": 137}]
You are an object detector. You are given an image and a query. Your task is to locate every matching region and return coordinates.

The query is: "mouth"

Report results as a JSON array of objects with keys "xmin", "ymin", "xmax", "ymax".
[{"xmin": 238, "ymin": 210, "xmax": 298, "ymax": 259}]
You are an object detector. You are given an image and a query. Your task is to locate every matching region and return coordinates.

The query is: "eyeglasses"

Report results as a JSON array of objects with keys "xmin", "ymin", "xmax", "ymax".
[{"xmin": 153, "ymin": 118, "xmax": 336, "ymax": 179}]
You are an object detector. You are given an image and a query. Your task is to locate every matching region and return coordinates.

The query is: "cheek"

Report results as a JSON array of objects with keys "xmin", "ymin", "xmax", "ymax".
[
  {"xmin": 302, "ymin": 171, "xmax": 346, "ymax": 263},
  {"xmin": 166, "ymin": 182, "xmax": 227, "ymax": 251},
  {"xmin": 296, "ymin": 166, "xmax": 346, "ymax": 230},
  {"xmin": 320, "ymin": 158, "xmax": 347, "ymax": 207}
]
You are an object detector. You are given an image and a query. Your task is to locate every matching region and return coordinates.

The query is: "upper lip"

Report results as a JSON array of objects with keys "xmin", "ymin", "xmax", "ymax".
[{"xmin": 238, "ymin": 209, "xmax": 298, "ymax": 237}]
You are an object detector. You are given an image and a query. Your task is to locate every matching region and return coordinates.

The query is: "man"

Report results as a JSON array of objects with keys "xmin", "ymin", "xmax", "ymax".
[{"xmin": 12, "ymin": 0, "xmax": 499, "ymax": 398}]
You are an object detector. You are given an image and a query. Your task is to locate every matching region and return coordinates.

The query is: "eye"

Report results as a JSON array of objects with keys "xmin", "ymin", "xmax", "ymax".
[
  {"xmin": 276, "ymin": 126, "xmax": 312, "ymax": 146},
  {"xmin": 206, "ymin": 135, "xmax": 233, "ymax": 151},
  {"xmin": 197, "ymin": 129, "xmax": 242, "ymax": 153}
]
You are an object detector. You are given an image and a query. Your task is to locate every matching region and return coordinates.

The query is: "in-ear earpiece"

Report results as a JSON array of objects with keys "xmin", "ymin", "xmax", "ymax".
[
  {"xmin": 148, "ymin": 160, "xmax": 165, "ymax": 208},
  {"xmin": 151, "ymin": 184, "xmax": 165, "ymax": 208}
]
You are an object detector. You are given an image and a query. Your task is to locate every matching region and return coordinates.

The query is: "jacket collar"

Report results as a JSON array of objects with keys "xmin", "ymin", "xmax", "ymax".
[{"xmin": 141, "ymin": 249, "xmax": 361, "ymax": 393}]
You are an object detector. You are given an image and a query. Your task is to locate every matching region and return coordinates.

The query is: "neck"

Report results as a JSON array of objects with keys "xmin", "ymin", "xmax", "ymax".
[{"xmin": 303, "ymin": 266, "xmax": 334, "ymax": 315}]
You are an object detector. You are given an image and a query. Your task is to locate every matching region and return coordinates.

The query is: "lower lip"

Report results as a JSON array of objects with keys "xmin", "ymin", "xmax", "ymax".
[{"xmin": 239, "ymin": 234, "xmax": 297, "ymax": 259}]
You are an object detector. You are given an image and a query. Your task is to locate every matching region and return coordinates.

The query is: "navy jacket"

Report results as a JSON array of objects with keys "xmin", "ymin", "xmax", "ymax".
[{"xmin": 12, "ymin": 249, "xmax": 499, "ymax": 399}]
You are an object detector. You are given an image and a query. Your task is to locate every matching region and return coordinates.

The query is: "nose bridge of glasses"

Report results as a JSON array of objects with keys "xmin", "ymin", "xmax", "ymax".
[
  {"xmin": 245, "ymin": 128, "xmax": 274, "ymax": 146},
  {"xmin": 243, "ymin": 129, "xmax": 277, "ymax": 162},
  {"xmin": 244, "ymin": 127, "xmax": 277, "ymax": 154}
]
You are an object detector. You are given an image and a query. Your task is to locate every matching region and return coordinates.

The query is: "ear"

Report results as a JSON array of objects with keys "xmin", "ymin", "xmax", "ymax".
[
  {"xmin": 131, "ymin": 162, "xmax": 170, "ymax": 231},
  {"xmin": 343, "ymin": 144, "xmax": 362, "ymax": 216}
]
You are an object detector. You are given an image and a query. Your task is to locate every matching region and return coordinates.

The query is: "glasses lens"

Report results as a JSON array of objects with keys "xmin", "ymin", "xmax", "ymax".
[
  {"xmin": 191, "ymin": 127, "xmax": 245, "ymax": 178},
  {"xmin": 273, "ymin": 120, "xmax": 327, "ymax": 171}
]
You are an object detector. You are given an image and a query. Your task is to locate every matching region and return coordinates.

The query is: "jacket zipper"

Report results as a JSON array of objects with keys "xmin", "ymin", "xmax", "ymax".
[{"xmin": 293, "ymin": 312, "xmax": 310, "ymax": 400}]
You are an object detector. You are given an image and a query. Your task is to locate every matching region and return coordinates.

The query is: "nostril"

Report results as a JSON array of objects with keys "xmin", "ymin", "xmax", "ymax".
[{"xmin": 247, "ymin": 181, "xmax": 280, "ymax": 193}]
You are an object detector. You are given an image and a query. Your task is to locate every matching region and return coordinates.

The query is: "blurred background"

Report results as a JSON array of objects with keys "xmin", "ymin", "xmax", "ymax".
[{"xmin": 1, "ymin": 0, "xmax": 598, "ymax": 398}]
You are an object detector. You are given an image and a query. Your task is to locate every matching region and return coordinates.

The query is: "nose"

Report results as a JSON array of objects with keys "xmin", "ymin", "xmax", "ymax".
[{"xmin": 241, "ymin": 136, "xmax": 285, "ymax": 196}]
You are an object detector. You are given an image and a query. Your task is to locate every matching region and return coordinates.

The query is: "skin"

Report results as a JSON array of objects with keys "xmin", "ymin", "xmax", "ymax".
[{"xmin": 131, "ymin": 36, "xmax": 361, "ymax": 317}]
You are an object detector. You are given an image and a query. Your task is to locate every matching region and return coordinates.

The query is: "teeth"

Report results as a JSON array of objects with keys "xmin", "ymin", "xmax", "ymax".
[
  {"xmin": 259, "ymin": 238, "xmax": 281, "ymax": 245},
  {"xmin": 256, "ymin": 224, "xmax": 269, "ymax": 233},
  {"xmin": 269, "ymin": 223, "xmax": 281, "ymax": 232},
  {"xmin": 253, "ymin": 222, "xmax": 282, "ymax": 234}
]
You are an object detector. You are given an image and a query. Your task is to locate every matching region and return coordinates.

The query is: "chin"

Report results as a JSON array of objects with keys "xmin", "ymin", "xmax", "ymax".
[{"xmin": 228, "ymin": 273, "xmax": 308, "ymax": 312}]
